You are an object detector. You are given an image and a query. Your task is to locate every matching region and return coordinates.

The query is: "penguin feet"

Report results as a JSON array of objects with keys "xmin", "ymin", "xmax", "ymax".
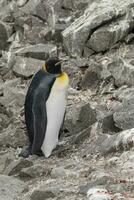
[
  {"xmin": 19, "ymin": 146, "xmax": 32, "ymax": 158},
  {"xmin": 35, "ymin": 149, "xmax": 44, "ymax": 157}
]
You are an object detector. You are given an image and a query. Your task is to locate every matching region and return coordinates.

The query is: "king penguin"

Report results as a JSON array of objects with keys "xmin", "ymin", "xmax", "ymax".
[{"xmin": 19, "ymin": 57, "xmax": 69, "ymax": 158}]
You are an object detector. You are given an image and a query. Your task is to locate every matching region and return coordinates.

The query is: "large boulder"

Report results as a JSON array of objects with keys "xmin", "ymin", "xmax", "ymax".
[
  {"xmin": 113, "ymin": 95, "xmax": 134, "ymax": 130},
  {"xmin": 108, "ymin": 57, "xmax": 134, "ymax": 87},
  {"xmin": 13, "ymin": 56, "xmax": 45, "ymax": 78},
  {"xmin": 87, "ymin": 14, "xmax": 134, "ymax": 52},
  {"xmin": 62, "ymin": 0, "xmax": 134, "ymax": 56},
  {"xmin": 101, "ymin": 128, "xmax": 134, "ymax": 154},
  {"xmin": 15, "ymin": 44, "xmax": 57, "ymax": 60},
  {"xmin": 64, "ymin": 102, "xmax": 96, "ymax": 135}
]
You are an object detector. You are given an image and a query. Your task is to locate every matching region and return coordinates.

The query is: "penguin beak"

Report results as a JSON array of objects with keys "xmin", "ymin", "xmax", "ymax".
[
  {"xmin": 55, "ymin": 59, "xmax": 68, "ymax": 66},
  {"xmin": 55, "ymin": 60, "xmax": 63, "ymax": 66}
]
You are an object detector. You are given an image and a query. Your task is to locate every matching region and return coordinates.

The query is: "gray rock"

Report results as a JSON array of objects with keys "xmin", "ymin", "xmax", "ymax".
[
  {"xmin": 15, "ymin": 44, "xmax": 57, "ymax": 60},
  {"xmin": 0, "ymin": 78, "xmax": 21, "ymax": 95},
  {"xmin": 4, "ymin": 158, "xmax": 33, "ymax": 176},
  {"xmin": 87, "ymin": 14, "xmax": 134, "ymax": 52},
  {"xmin": 51, "ymin": 167, "xmax": 67, "ymax": 178},
  {"xmin": 112, "ymin": 91, "xmax": 134, "ymax": 130},
  {"xmin": 0, "ymin": 174, "xmax": 26, "ymax": 200},
  {"xmin": 0, "ymin": 21, "xmax": 13, "ymax": 51},
  {"xmin": 62, "ymin": 0, "xmax": 134, "ymax": 56},
  {"xmin": 13, "ymin": 56, "xmax": 45, "ymax": 78},
  {"xmin": 53, "ymin": 23, "xmax": 67, "ymax": 42},
  {"xmin": 96, "ymin": 105, "xmax": 119, "ymax": 133},
  {"xmin": 64, "ymin": 102, "xmax": 96, "ymax": 135},
  {"xmin": 71, "ymin": 127, "xmax": 91, "ymax": 145},
  {"xmin": 0, "ymin": 85, "xmax": 25, "ymax": 109},
  {"xmin": 124, "ymin": 33, "xmax": 134, "ymax": 44},
  {"xmin": 87, "ymin": 187, "xmax": 126, "ymax": 200},
  {"xmin": 62, "ymin": 0, "xmax": 75, "ymax": 10},
  {"xmin": 0, "ymin": 151, "xmax": 15, "ymax": 174},
  {"xmin": 83, "ymin": 47, "xmax": 95, "ymax": 57},
  {"xmin": 20, "ymin": 164, "xmax": 51, "ymax": 179},
  {"xmin": 101, "ymin": 128, "xmax": 134, "ymax": 154},
  {"xmin": 0, "ymin": 124, "xmax": 27, "ymax": 149},
  {"xmin": 0, "ymin": 2, "xmax": 14, "ymax": 22},
  {"xmin": 30, "ymin": 189, "xmax": 56, "ymax": 200},
  {"xmin": 107, "ymin": 57, "xmax": 134, "ymax": 87},
  {"xmin": 16, "ymin": 0, "xmax": 28, "ymax": 7},
  {"xmin": 62, "ymin": 59, "xmax": 80, "ymax": 89},
  {"xmin": 18, "ymin": 0, "xmax": 46, "ymax": 21},
  {"xmin": 81, "ymin": 63, "xmax": 101, "ymax": 90},
  {"xmin": 87, "ymin": 187, "xmax": 113, "ymax": 200},
  {"xmin": 43, "ymin": 0, "xmax": 62, "ymax": 32}
]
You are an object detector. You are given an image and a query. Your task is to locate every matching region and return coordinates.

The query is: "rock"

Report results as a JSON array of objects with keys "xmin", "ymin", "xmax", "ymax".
[
  {"xmin": 0, "ymin": 110, "xmax": 11, "ymax": 132},
  {"xmin": 53, "ymin": 23, "xmax": 67, "ymax": 42},
  {"xmin": 0, "ymin": 124, "xmax": 27, "ymax": 149},
  {"xmin": 87, "ymin": 187, "xmax": 113, "ymax": 200},
  {"xmin": 16, "ymin": 0, "xmax": 28, "ymax": 7},
  {"xmin": 51, "ymin": 167, "xmax": 67, "ymax": 178},
  {"xmin": 87, "ymin": 187, "xmax": 126, "ymax": 200},
  {"xmin": 87, "ymin": 14, "xmax": 134, "ymax": 52},
  {"xmin": 64, "ymin": 102, "xmax": 96, "ymax": 135},
  {"xmin": 81, "ymin": 63, "xmax": 101, "ymax": 90},
  {"xmin": 20, "ymin": 164, "xmax": 51, "ymax": 179},
  {"xmin": 83, "ymin": 47, "xmax": 95, "ymax": 57},
  {"xmin": 62, "ymin": 0, "xmax": 75, "ymax": 10},
  {"xmin": 15, "ymin": 44, "xmax": 57, "ymax": 60},
  {"xmin": 0, "ymin": 78, "xmax": 21, "ymax": 95},
  {"xmin": 22, "ymin": 17, "xmax": 51, "ymax": 44},
  {"xmin": 0, "ymin": 2, "xmax": 14, "ymax": 22},
  {"xmin": 0, "ymin": 151, "xmax": 15, "ymax": 174},
  {"xmin": 4, "ymin": 158, "xmax": 33, "ymax": 176},
  {"xmin": 0, "ymin": 85, "xmax": 25, "ymax": 109},
  {"xmin": 124, "ymin": 33, "xmax": 134, "ymax": 44},
  {"xmin": 0, "ymin": 21, "xmax": 13, "ymax": 51},
  {"xmin": 113, "ymin": 95, "xmax": 134, "ymax": 130},
  {"xmin": 30, "ymin": 189, "xmax": 56, "ymax": 200},
  {"xmin": 107, "ymin": 57, "xmax": 134, "ymax": 87},
  {"xmin": 62, "ymin": 0, "xmax": 134, "ymax": 56},
  {"xmin": 0, "ymin": 174, "xmax": 26, "ymax": 200},
  {"xmin": 101, "ymin": 128, "xmax": 134, "ymax": 154},
  {"xmin": 13, "ymin": 56, "xmax": 45, "ymax": 78},
  {"xmin": 44, "ymin": 0, "xmax": 62, "ymax": 32},
  {"xmin": 79, "ymin": 170, "xmax": 115, "ymax": 195},
  {"xmin": 115, "ymin": 151, "xmax": 134, "ymax": 182},
  {"xmin": 18, "ymin": 0, "xmax": 46, "ymax": 21},
  {"xmin": 71, "ymin": 127, "xmax": 91, "ymax": 145},
  {"xmin": 96, "ymin": 105, "xmax": 119, "ymax": 134},
  {"xmin": 62, "ymin": 59, "xmax": 80, "ymax": 89}
]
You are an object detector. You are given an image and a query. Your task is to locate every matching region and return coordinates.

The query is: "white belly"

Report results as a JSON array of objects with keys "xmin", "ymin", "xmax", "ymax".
[{"xmin": 41, "ymin": 76, "xmax": 68, "ymax": 158}]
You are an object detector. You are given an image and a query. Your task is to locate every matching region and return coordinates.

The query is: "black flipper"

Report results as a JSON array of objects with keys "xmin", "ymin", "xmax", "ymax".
[{"xmin": 31, "ymin": 95, "xmax": 47, "ymax": 154}]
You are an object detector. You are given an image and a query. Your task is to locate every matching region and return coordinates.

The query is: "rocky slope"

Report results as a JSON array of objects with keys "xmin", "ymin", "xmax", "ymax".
[{"xmin": 0, "ymin": 0, "xmax": 134, "ymax": 200}]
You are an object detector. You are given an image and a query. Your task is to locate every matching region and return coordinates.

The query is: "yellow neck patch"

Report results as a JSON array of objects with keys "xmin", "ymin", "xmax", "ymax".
[{"xmin": 58, "ymin": 72, "xmax": 69, "ymax": 82}]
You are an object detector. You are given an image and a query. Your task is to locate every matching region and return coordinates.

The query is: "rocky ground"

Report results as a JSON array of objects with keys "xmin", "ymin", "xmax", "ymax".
[{"xmin": 0, "ymin": 0, "xmax": 134, "ymax": 200}]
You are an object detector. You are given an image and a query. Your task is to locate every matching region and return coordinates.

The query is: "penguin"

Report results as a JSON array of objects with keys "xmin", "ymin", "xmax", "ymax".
[{"xmin": 19, "ymin": 57, "xmax": 69, "ymax": 158}]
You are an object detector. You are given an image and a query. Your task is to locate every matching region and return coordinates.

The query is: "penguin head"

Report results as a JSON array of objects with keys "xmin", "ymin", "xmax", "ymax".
[{"xmin": 45, "ymin": 57, "xmax": 62, "ymax": 74}]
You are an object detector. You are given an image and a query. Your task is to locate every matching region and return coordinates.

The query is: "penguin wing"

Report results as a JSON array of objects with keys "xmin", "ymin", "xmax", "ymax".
[{"xmin": 31, "ymin": 73, "xmax": 56, "ymax": 154}]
